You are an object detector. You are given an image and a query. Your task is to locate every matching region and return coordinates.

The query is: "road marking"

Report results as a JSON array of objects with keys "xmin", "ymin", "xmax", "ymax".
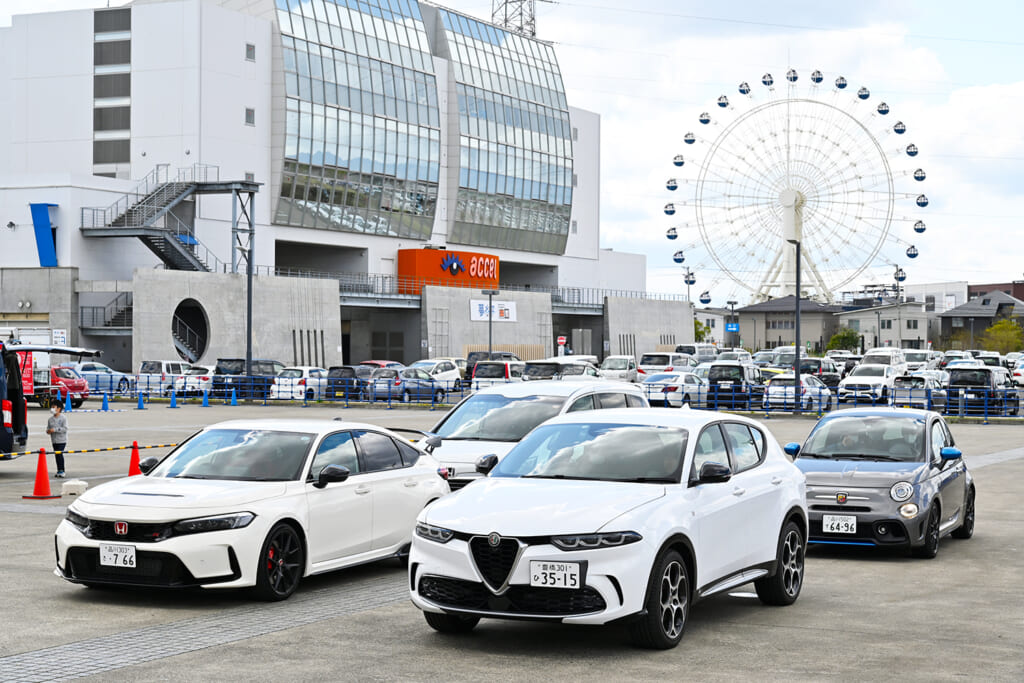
[{"xmin": 968, "ymin": 447, "xmax": 1024, "ymax": 469}]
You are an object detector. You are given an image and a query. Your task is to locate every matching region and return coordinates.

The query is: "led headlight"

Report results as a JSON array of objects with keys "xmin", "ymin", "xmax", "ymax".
[
  {"xmin": 551, "ymin": 531, "xmax": 643, "ymax": 551},
  {"xmin": 64, "ymin": 508, "xmax": 90, "ymax": 532},
  {"xmin": 415, "ymin": 523, "xmax": 455, "ymax": 544},
  {"xmin": 899, "ymin": 503, "xmax": 919, "ymax": 519},
  {"xmin": 172, "ymin": 512, "xmax": 255, "ymax": 535},
  {"xmin": 890, "ymin": 481, "xmax": 914, "ymax": 502}
]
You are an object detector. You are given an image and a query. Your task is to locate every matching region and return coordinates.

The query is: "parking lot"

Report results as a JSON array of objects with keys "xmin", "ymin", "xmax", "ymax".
[{"xmin": 1, "ymin": 402, "xmax": 1022, "ymax": 681}]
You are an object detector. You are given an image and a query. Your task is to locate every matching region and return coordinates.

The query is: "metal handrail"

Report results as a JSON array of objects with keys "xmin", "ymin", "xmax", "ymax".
[
  {"xmin": 80, "ymin": 291, "xmax": 133, "ymax": 328},
  {"xmin": 172, "ymin": 315, "xmax": 204, "ymax": 355},
  {"xmin": 81, "ymin": 164, "xmax": 172, "ymax": 228},
  {"xmin": 159, "ymin": 212, "xmax": 228, "ymax": 273},
  {"xmin": 176, "ymin": 163, "xmax": 220, "ymax": 183}
]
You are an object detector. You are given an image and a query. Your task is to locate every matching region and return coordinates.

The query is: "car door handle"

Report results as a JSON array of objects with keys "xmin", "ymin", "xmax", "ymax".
[
  {"xmin": 732, "ymin": 487, "xmax": 746, "ymax": 496},
  {"xmin": 403, "ymin": 480, "xmax": 419, "ymax": 487},
  {"xmin": 354, "ymin": 486, "xmax": 371, "ymax": 495},
  {"xmin": 771, "ymin": 477, "xmax": 783, "ymax": 485}
]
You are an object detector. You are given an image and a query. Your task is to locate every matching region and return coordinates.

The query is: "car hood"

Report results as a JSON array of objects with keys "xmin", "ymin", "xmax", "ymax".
[
  {"xmin": 426, "ymin": 439, "xmax": 519, "ymax": 466},
  {"xmin": 77, "ymin": 476, "xmax": 289, "ymax": 510},
  {"xmin": 422, "ymin": 478, "xmax": 665, "ymax": 535},
  {"xmin": 794, "ymin": 458, "xmax": 926, "ymax": 487}
]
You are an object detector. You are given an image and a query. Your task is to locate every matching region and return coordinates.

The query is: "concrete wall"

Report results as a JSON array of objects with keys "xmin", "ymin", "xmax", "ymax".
[
  {"xmin": 604, "ymin": 297, "xmax": 694, "ymax": 359},
  {"xmin": 421, "ymin": 286, "xmax": 554, "ymax": 360},
  {"xmin": 342, "ymin": 307, "xmax": 423, "ymax": 365},
  {"xmin": 0, "ymin": 267, "xmax": 79, "ymax": 344},
  {"xmin": 131, "ymin": 269, "xmax": 341, "ymax": 371}
]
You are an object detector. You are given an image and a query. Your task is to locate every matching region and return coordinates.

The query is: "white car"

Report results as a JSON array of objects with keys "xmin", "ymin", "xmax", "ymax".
[
  {"xmin": 837, "ymin": 364, "xmax": 897, "ymax": 403},
  {"xmin": 641, "ymin": 372, "xmax": 706, "ymax": 407},
  {"xmin": 410, "ymin": 408, "xmax": 808, "ymax": 649},
  {"xmin": 557, "ymin": 362, "xmax": 602, "ymax": 381},
  {"xmin": 638, "ymin": 352, "xmax": 696, "ymax": 375},
  {"xmin": 54, "ymin": 419, "xmax": 450, "ymax": 600},
  {"xmin": 763, "ymin": 373, "xmax": 833, "ymax": 411},
  {"xmin": 173, "ymin": 364, "xmax": 216, "ymax": 397},
  {"xmin": 421, "ymin": 381, "xmax": 649, "ymax": 491},
  {"xmin": 269, "ymin": 366, "xmax": 328, "ymax": 400},
  {"xmin": 469, "ymin": 361, "xmax": 525, "ymax": 388},
  {"xmin": 409, "ymin": 359, "xmax": 464, "ymax": 389},
  {"xmin": 692, "ymin": 362, "xmax": 712, "ymax": 381},
  {"xmin": 137, "ymin": 360, "xmax": 192, "ymax": 397},
  {"xmin": 599, "ymin": 355, "xmax": 638, "ymax": 382}
]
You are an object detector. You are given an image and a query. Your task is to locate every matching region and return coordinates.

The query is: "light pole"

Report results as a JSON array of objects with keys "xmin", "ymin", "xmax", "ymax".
[
  {"xmin": 787, "ymin": 239, "xmax": 801, "ymax": 414},
  {"xmin": 727, "ymin": 300, "xmax": 737, "ymax": 348},
  {"xmin": 894, "ymin": 266, "xmax": 906, "ymax": 349},
  {"xmin": 482, "ymin": 289, "xmax": 500, "ymax": 357}
]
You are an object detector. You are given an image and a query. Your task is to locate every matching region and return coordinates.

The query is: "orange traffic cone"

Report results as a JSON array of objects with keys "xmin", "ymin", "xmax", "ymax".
[
  {"xmin": 23, "ymin": 448, "xmax": 61, "ymax": 499},
  {"xmin": 128, "ymin": 440, "xmax": 142, "ymax": 476}
]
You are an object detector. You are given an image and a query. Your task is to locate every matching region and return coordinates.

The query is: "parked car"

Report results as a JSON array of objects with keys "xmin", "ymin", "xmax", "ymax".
[
  {"xmin": 420, "ymin": 380, "xmax": 649, "ymax": 491},
  {"xmin": 903, "ymin": 350, "xmax": 935, "ymax": 372},
  {"xmin": 717, "ymin": 350, "xmax": 752, "ymax": 363},
  {"xmin": 359, "ymin": 360, "xmax": 404, "ymax": 370},
  {"xmin": 558, "ymin": 362, "xmax": 602, "ymax": 381},
  {"xmin": 523, "ymin": 358, "xmax": 595, "ymax": 381},
  {"xmin": 641, "ymin": 371, "xmax": 706, "ymax": 407},
  {"xmin": 797, "ymin": 357, "xmax": 842, "ymax": 389},
  {"xmin": 470, "ymin": 360, "xmax": 525, "ymax": 388},
  {"xmin": 409, "ymin": 359, "xmax": 464, "ymax": 389},
  {"xmin": 752, "ymin": 350, "xmax": 776, "ymax": 367},
  {"xmin": 763, "ymin": 373, "xmax": 832, "ymax": 411},
  {"xmin": 269, "ymin": 366, "xmax": 328, "ymax": 401},
  {"xmin": 35, "ymin": 366, "xmax": 90, "ymax": 408},
  {"xmin": 705, "ymin": 360, "xmax": 764, "ymax": 409},
  {"xmin": 787, "ymin": 408, "xmax": 974, "ymax": 558},
  {"xmin": 466, "ymin": 351, "xmax": 521, "ymax": 377},
  {"xmin": 433, "ymin": 356, "xmax": 468, "ymax": 379},
  {"xmin": 65, "ymin": 361, "xmax": 135, "ymax": 396},
  {"xmin": 411, "ymin": 408, "xmax": 808, "ymax": 648},
  {"xmin": 137, "ymin": 360, "xmax": 192, "ymax": 396},
  {"xmin": 369, "ymin": 367, "xmax": 446, "ymax": 403},
  {"xmin": 173, "ymin": 364, "xmax": 216, "ymax": 398},
  {"xmin": 837, "ymin": 364, "xmax": 897, "ymax": 404},
  {"xmin": 945, "ymin": 367, "xmax": 1019, "ymax": 415},
  {"xmin": 638, "ymin": 352, "xmax": 696, "ymax": 375},
  {"xmin": 598, "ymin": 355, "xmax": 639, "ymax": 382},
  {"xmin": 211, "ymin": 359, "xmax": 287, "ymax": 399},
  {"xmin": 674, "ymin": 343, "xmax": 718, "ymax": 363},
  {"xmin": 890, "ymin": 375, "xmax": 947, "ymax": 411},
  {"xmin": 324, "ymin": 365, "xmax": 369, "ymax": 401},
  {"xmin": 55, "ymin": 419, "xmax": 450, "ymax": 599},
  {"xmin": 860, "ymin": 348, "xmax": 908, "ymax": 374},
  {"xmin": 938, "ymin": 351, "xmax": 967, "ymax": 369}
]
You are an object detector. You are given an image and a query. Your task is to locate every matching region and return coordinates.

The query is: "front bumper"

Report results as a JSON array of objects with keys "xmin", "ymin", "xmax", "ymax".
[{"xmin": 806, "ymin": 487, "xmax": 926, "ymax": 547}]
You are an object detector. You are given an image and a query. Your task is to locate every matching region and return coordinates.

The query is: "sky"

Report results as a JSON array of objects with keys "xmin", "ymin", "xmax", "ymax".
[{"xmin": 4, "ymin": 0, "xmax": 1023, "ymax": 304}]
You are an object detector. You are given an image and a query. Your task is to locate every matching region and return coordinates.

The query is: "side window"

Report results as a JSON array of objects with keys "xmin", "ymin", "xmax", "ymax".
[
  {"xmin": 723, "ymin": 423, "xmax": 761, "ymax": 472},
  {"xmin": 597, "ymin": 393, "xmax": 628, "ymax": 409},
  {"xmin": 567, "ymin": 395, "xmax": 595, "ymax": 412},
  {"xmin": 355, "ymin": 430, "xmax": 403, "ymax": 472},
  {"xmin": 394, "ymin": 439, "xmax": 421, "ymax": 467},
  {"xmin": 929, "ymin": 421, "xmax": 947, "ymax": 462},
  {"xmin": 510, "ymin": 364, "xmax": 523, "ymax": 378},
  {"xmin": 310, "ymin": 432, "xmax": 359, "ymax": 477},
  {"xmin": 625, "ymin": 393, "xmax": 646, "ymax": 407},
  {"xmin": 692, "ymin": 424, "xmax": 728, "ymax": 477}
]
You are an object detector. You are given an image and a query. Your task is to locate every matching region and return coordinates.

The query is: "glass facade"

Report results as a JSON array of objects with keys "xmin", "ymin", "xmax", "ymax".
[
  {"xmin": 274, "ymin": 0, "xmax": 440, "ymax": 238},
  {"xmin": 439, "ymin": 9, "xmax": 573, "ymax": 254}
]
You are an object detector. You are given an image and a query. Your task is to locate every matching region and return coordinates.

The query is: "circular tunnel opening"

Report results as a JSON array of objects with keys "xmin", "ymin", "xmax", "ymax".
[{"xmin": 172, "ymin": 298, "xmax": 209, "ymax": 363}]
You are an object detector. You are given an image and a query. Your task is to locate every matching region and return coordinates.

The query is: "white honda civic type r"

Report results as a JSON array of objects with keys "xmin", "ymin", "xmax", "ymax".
[
  {"xmin": 409, "ymin": 408, "xmax": 808, "ymax": 649},
  {"xmin": 54, "ymin": 419, "xmax": 449, "ymax": 600}
]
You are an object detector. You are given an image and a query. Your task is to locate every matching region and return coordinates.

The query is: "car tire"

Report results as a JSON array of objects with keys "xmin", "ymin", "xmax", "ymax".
[
  {"xmin": 628, "ymin": 549, "xmax": 688, "ymax": 649},
  {"xmin": 402, "ymin": 390, "xmax": 412, "ymax": 403},
  {"xmin": 912, "ymin": 505, "xmax": 941, "ymax": 559},
  {"xmin": 681, "ymin": 394, "xmax": 690, "ymax": 407},
  {"xmin": 951, "ymin": 488, "xmax": 975, "ymax": 539},
  {"xmin": 434, "ymin": 389, "xmax": 445, "ymax": 403},
  {"xmin": 71, "ymin": 399, "xmax": 84, "ymax": 409},
  {"xmin": 117, "ymin": 378, "xmax": 130, "ymax": 396},
  {"xmin": 252, "ymin": 522, "xmax": 305, "ymax": 601},
  {"xmin": 423, "ymin": 610, "xmax": 480, "ymax": 634},
  {"xmin": 305, "ymin": 388, "xmax": 315, "ymax": 400},
  {"xmin": 755, "ymin": 521, "xmax": 805, "ymax": 606}
]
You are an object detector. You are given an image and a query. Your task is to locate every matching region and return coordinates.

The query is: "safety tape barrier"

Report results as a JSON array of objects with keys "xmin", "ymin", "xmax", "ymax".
[{"xmin": 2, "ymin": 443, "xmax": 179, "ymax": 458}]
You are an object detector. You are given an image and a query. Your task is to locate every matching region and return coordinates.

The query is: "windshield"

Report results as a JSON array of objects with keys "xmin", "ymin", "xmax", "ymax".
[
  {"xmin": 372, "ymin": 368, "xmax": 398, "ymax": 379},
  {"xmin": 640, "ymin": 354, "xmax": 669, "ymax": 365},
  {"xmin": 905, "ymin": 352, "xmax": 929, "ymax": 362},
  {"xmin": 799, "ymin": 416, "xmax": 926, "ymax": 462},
  {"xmin": 718, "ymin": 352, "xmax": 740, "ymax": 361},
  {"xmin": 775, "ymin": 353, "xmax": 796, "ymax": 366},
  {"xmin": 601, "ymin": 358, "xmax": 629, "ymax": 370},
  {"xmin": 644, "ymin": 373, "xmax": 681, "ymax": 383},
  {"xmin": 979, "ymin": 356, "xmax": 1000, "ymax": 366},
  {"xmin": 861, "ymin": 354, "xmax": 892, "ymax": 365},
  {"xmin": 561, "ymin": 364, "xmax": 589, "ymax": 376},
  {"xmin": 410, "ymin": 361, "xmax": 434, "ymax": 369},
  {"xmin": 54, "ymin": 368, "xmax": 80, "ymax": 380},
  {"xmin": 491, "ymin": 423, "xmax": 688, "ymax": 482},
  {"xmin": 850, "ymin": 366, "xmax": 884, "ymax": 377},
  {"xmin": 149, "ymin": 429, "xmax": 314, "ymax": 481},
  {"xmin": 768, "ymin": 377, "xmax": 799, "ymax": 387},
  {"xmin": 949, "ymin": 370, "xmax": 990, "ymax": 386},
  {"xmin": 186, "ymin": 366, "xmax": 210, "ymax": 376},
  {"xmin": 473, "ymin": 363, "xmax": 506, "ymax": 378},
  {"xmin": 708, "ymin": 366, "xmax": 744, "ymax": 382},
  {"xmin": 216, "ymin": 359, "xmax": 245, "ymax": 374},
  {"xmin": 524, "ymin": 362, "xmax": 560, "ymax": 378},
  {"xmin": 894, "ymin": 377, "xmax": 926, "ymax": 388},
  {"xmin": 279, "ymin": 369, "xmax": 303, "ymax": 378},
  {"xmin": 433, "ymin": 394, "xmax": 565, "ymax": 441},
  {"xmin": 354, "ymin": 366, "xmax": 373, "ymax": 379},
  {"xmin": 753, "ymin": 351, "xmax": 774, "ymax": 361},
  {"xmin": 328, "ymin": 367, "xmax": 355, "ymax": 378}
]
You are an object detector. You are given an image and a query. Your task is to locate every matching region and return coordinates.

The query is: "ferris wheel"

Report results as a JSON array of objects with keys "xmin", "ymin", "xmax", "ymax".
[{"xmin": 663, "ymin": 69, "xmax": 927, "ymax": 303}]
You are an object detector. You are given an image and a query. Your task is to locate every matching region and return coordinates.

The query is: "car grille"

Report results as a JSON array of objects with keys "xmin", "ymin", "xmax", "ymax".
[
  {"xmin": 842, "ymin": 384, "xmax": 872, "ymax": 391},
  {"xmin": 811, "ymin": 504, "xmax": 872, "ymax": 513},
  {"xmin": 469, "ymin": 536, "xmax": 521, "ymax": 590},
  {"xmin": 83, "ymin": 519, "xmax": 174, "ymax": 543},
  {"xmin": 64, "ymin": 547, "xmax": 197, "ymax": 586},
  {"xmin": 419, "ymin": 576, "xmax": 606, "ymax": 616},
  {"xmin": 447, "ymin": 478, "xmax": 472, "ymax": 492}
]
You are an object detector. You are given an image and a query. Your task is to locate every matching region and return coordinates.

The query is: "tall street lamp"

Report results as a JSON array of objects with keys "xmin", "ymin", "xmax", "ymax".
[
  {"xmin": 482, "ymin": 289, "xmax": 500, "ymax": 356},
  {"xmin": 787, "ymin": 239, "xmax": 801, "ymax": 414},
  {"xmin": 727, "ymin": 300, "xmax": 737, "ymax": 348},
  {"xmin": 894, "ymin": 266, "xmax": 906, "ymax": 349}
]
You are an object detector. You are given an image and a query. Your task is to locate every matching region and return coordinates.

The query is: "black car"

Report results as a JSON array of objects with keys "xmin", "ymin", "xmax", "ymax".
[
  {"xmin": 945, "ymin": 367, "xmax": 1019, "ymax": 416},
  {"xmin": 211, "ymin": 358, "xmax": 286, "ymax": 399},
  {"xmin": 324, "ymin": 365, "xmax": 369, "ymax": 400},
  {"xmin": 798, "ymin": 358, "xmax": 842, "ymax": 389},
  {"xmin": 466, "ymin": 350, "xmax": 521, "ymax": 377},
  {"xmin": 705, "ymin": 361, "xmax": 764, "ymax": 409},
  {"xmin": 841, "ymin": 355, "xmax": 862, "ymax": 378}
]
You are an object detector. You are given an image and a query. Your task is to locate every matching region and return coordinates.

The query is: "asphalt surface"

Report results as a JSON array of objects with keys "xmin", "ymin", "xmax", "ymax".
[{"xmin": 1, "ymin": 400, "xmax": 1022, "ymax": 681}]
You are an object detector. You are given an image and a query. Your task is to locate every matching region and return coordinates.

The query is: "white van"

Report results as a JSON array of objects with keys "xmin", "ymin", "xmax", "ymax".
[
  {"xmin": 674, "ymin": 343, "xmax": 718, "ymax": 363},
  {"xmin": 860, "ymin": 348, "xmax": 908, "ymax": 374}
]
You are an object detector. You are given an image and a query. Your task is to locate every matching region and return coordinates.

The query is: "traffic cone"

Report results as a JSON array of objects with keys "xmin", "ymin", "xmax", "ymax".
[
  {"xmin": 23, "ymin": 449, "xmax": 61, "ymax": 499},
  {"xmin": 169, "ymin": 390, "xmax": 178, "ymax": 409},
  {"xmin": 128, "ymin": 441, "xmax": 142, "ymax": 476},
  {"xmin": 230, "ymin": 388, "xmax": 238, "ymax": 406},
  {"xmin": 101, "ymin": 393, "xmax": 110, "ymax": 411},
  {"xmin": 201, "ymin": 390, "xmax": 210, "ymax": 407},
  {"xmin": 137, "ymin": 392, "xmax": 146, "ymax": 410},
  {"xmin": 64, "ymin": 391, "xmax": 72, "ymax": 412}
]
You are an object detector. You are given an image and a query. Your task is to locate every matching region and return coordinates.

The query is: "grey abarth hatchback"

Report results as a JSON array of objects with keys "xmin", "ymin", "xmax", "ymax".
[{"xmin": 786, "ymin": 408, "xmax": 975, "ymax": 558}]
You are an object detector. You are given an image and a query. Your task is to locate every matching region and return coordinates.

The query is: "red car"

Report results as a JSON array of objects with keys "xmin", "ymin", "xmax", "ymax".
[
  {"xmin": 358, "ymin": 360, "xmax": 404, "ymax": 369},
  {"xmin": 33, "ymin": 366, "xmax": 90, "ymax": 408}
]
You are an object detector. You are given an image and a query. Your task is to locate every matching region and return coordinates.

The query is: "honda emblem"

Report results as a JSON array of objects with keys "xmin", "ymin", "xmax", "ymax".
[{"xmin": 114, "ymin": 521, "xmax": 128, "ymax": 536}]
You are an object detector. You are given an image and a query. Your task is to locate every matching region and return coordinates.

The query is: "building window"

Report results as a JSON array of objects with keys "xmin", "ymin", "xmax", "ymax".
[
  {"xmin": 848, "ymin": 320, "xmax": 860, "ymax": 332},
  {"xmin": 952, "ymin": 317, "xmax": 964, "ymax": 328},
  {"xmin": 245, "ymin": 43, "xmax": 256, "ymax": 61},
  {"xmin": 881, "ymin": 319, "xmax": 892, "ymax": 329},
  {"xmin": 571, "ymin": 219, "xmax": 577, "ymax": 234},
  {"xmin": 245, "ymin": 108, "xmax": 255, "ymax": 126},
  {"xmin": 907, "ymin": 319, "xmax": 918, "ymax": 330},
  {"xmin": 244, "ymin": 172, "xmax": 255, "ymax": 182}
]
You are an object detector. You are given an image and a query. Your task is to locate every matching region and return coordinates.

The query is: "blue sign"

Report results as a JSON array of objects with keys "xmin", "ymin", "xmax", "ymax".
[{"xmin": 725, "ymin": 322, "xmax": 740, "ymax": 333}]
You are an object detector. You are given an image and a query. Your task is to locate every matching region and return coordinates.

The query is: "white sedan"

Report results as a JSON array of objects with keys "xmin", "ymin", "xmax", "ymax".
[
  {"xmin": 763, "ymin": 373, "xmax": 833, "ymax": 411},
  {"xmin": 641, "ymin": 372, "xmax": 706, "ymax": 407},
  {"xmin": 173, "ymin": 364, "xmax": 216, "ymax": 397},
  {"xmin": 269, "ymin": 366, "xmax": 328, "ymax": 400},
  {"xmin": 55, "ymin": 419, "xmax": 450, "ymax": 600},
  {"xmin": 410, "ymin": 408, "xmax": 807, "ymax": 649}
]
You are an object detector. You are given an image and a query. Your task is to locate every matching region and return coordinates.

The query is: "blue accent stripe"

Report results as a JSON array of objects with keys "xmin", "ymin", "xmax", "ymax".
[
  {"xmin": 810, "ymin": 540, "xmax": 876, "ymax": 547},
  {"xmin": 29, "ymin": 203, "xmax": 59, "ymax": 267}
]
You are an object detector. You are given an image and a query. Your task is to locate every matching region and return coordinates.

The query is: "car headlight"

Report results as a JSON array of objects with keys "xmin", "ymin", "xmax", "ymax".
[
  {"xmin": 890, "ymin": 481, "xmax": 914, "ymax": 502},
  {"xmin": 415, "ymin": 523, "xmax": 455, "ymax": 544},
  {"xmin": 172, "ymin": 512, "xmax": 255, "ymax": 536},
  {"xmin": 65, "ymin": 508, "xmax": 90, "ymax": 532},
  {"xmin": 551, "ymin": 531, "xmax": 643, "ymax": 551},
  {"xmin": 899, "ymin": 503, "xmax": 919, "ymax": 519}
]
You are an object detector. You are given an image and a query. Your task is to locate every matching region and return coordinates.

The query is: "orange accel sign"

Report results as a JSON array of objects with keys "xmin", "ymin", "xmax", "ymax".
[{"xmin": 397, "ymin": 249, "xmax": 500, "ymax": 295}]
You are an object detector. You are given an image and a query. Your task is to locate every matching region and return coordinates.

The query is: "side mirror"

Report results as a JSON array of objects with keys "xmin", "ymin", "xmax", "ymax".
[
  {"xmin": 693, "ymin": 461, "xmax": 731, "ymax": 485},
  {"xmin": 939, "ymin": 446, "xmax": 962, "ymax": 461},
  {"xmin": 783, "ymin": 442, "xmax": 801, "ymax": 457},
  {"xmin": 422, "ymin": 435, "xmax": 442, "ymax": 454},
  {"xmin": 314, "ymin": 464, "xmax": 350, "ymax": 489},
  {"xmin": 475, "ymin": 454, "xmax": 499, "ymax": 475},
  {"xmin": 138, "ymin": 457, "xmax": 159, "ymax": 474}
]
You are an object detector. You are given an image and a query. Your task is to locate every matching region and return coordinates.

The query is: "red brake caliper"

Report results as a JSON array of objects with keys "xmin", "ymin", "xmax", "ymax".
[{"xmin": 267, "ymin": 547, "xmax": 275, "ymax": 571}]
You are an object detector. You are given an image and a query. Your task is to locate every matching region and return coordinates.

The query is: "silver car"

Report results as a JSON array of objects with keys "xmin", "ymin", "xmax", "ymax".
[{"xmin": 787, "ymin": 408, "xmax": 975, "ymax": 558}]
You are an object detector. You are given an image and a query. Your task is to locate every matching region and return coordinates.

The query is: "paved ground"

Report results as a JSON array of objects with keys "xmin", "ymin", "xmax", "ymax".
[{"xmin": 1, "ymin": 401, "xmax": 1022, "ymax": 681}]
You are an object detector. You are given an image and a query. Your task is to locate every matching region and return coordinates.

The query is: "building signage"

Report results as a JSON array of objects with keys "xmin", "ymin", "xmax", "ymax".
[
  {"xmin": 397, "ymin": 249, "xmax": 500, "ymax": 295},
  {"xmin": 470, "ymin": 300, "xmax": 517, "ymax": 322},
  {"xmin": 725, "ymin": 323, "xmax": 739, "ymax": 333},
  {"xmin": 52, "ymin": 329, "xmax": 67, "ymax": 346}
]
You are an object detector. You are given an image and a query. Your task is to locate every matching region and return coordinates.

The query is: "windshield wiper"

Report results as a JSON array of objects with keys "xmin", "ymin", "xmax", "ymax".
[
  {"xmin": 173, "ymin": 474, "xmax": 215, "ymax": 479},
  {"xmin": 441, "ymin": 436, "xmax": 520, "ymax": 442},
  {"xmin": 830, "ymin": 453, "xmax": 905, "ymax": 462},
  {"xmin": 522, "ymin": 474, "xmax": 595, "ymax": 480},
  {"xmin": 614, "ymin": 477, "xmax": 676, "ymax": 483},
  {"xmin": 795, "ymin": 452, "xmax": 831, "ymax": 459}
]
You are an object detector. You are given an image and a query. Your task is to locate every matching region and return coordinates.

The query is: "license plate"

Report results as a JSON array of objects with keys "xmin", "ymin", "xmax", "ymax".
[
  {"xmin": 966, "ymin": 394, "xmax": 976, "ymax": 399},
  {"xmin": 529, "ymin": 561, "xmax": 581, "ymax": 588},
  {"xmin": 99, "ymin": 543, "xmax": 136, "ymax": 568},
  {"xmin": 822, "ymin": 515, "xmax": 857, "ymax": 534}
]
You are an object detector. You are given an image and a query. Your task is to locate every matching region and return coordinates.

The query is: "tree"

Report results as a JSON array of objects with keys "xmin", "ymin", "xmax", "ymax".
[
  {"xmin": 694, "ymin": 319, "xmax": 710, "ymax": 342},
  {"xmin": 979, "ymin": 319, "xmax": 1024, "ymax": 354},
  {"xmin": 826, "ymin": 327, "xmax": 860, "ymax": 351}
]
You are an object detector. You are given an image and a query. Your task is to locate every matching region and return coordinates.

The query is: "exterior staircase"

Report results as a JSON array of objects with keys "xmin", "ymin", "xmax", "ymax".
[
  {"xmin": 172, "ymin": 315, "xmax": 204, "ymax": 363},
  {"xmin": 80, "ymin": 292, "xmax": 133, "ymax": 331}
]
